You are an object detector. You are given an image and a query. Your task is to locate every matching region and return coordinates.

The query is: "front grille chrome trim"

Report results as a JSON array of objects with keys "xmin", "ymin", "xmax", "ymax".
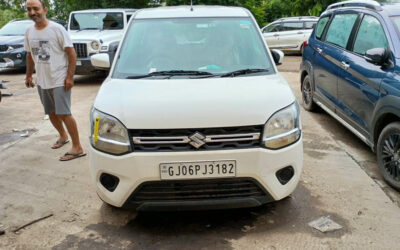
[
  {"xmin": 133, "ymin": 132, "xmax": 260, "ymax": 145},
  {"xmin": 205, "ymin": 133, "xmax": 260, "ymax": 142},
  {"xmin": 133, "ymin": 136, "xmax": 191, "ymax": 144}
]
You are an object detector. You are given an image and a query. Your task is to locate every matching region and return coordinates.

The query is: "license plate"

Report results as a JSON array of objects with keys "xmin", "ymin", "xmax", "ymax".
[
  {"xmin": 76, "ymin": 60, "xmax": 82, "ymax": 66},
  {"xmin": 160, "ymin": 160, "xmax": 236, "ymax": 180}
]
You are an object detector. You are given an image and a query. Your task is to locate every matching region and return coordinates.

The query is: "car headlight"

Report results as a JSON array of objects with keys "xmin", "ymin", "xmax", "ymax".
[
  {"xmin": 91, "ymin": 41, "xmax": 100, "ymax": 50},
  {"xmin": 262, "ymin": 102, "xmax": 301, "ymax": 149},
  {"xmin": 7, "ymin": 45, "xmax": 23, "ymax": 51},
  {"xmin": 90, "ymin": 108, "xmax": 131, "ymax": 154}
]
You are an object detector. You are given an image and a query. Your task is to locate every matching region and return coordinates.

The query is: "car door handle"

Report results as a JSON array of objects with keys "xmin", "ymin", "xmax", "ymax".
[
  {"xmin": 273, "ymin": 34, "xmax": 279, "ymax": 37},
  {"xmin": 297, "ymin": 31, "xmax": 303, "ymax": 34},
  {"xmin": 341, "ymin": 61, "xmax": 350, "ymax": 70},
  {"xmin": 316, "ymin": 47, "xmax": 323, "ymax": 54}
]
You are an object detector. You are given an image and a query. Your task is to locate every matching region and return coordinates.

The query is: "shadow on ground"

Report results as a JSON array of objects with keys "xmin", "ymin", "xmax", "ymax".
[{"xmin": 53, "ymin": 184, "xmax": 349, "ymax": 250}]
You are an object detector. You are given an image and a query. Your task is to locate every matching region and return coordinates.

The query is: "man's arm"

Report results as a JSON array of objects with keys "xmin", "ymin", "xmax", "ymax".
[
  {"xmin": 64, "ymin": 47, "xmax": 77, "ymax": 91},
  {"xmin": 25, "ymin": 52, "xmax": 35, "ymax": 88}
]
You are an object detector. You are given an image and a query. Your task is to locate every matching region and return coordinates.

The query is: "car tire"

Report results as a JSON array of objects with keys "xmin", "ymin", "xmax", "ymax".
[
  {"xmin": 301, "ymin": 75, "xmax": 317, "ymax": 111},
  {"xmin": 377, "ymin": 122, "xmax": 400, "ymax": 190}
]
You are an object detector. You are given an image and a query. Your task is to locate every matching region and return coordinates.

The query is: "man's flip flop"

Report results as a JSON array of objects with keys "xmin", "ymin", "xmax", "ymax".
[
  {"xmin": 51, "ymin": 140, "xmax": 69, "ymax": 149},
  {"xmin": 59, "ymin": 152, "xmax": 87, "ymax": 161}
]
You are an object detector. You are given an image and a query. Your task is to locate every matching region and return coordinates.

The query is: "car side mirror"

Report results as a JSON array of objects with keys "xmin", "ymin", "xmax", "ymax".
[
  {"xmin": 271, "ymin": 49, "xmax": 284, "ymax": 65},
  {"xmin": 91, "ymin": 53, "xmax": 110, "ymax": 69},
  {"xmin": 364, "ymin": 48, "xmax": 389, "ymax": 66}
]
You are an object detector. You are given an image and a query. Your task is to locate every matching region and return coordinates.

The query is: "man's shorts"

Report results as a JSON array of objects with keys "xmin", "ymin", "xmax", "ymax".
[{"xmin": 37, "ymin": 86, "xmax": 71, "ymax": 115}]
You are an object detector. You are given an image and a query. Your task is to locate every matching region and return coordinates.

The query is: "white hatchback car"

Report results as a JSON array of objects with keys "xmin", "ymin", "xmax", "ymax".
[
  {"xmin": 90, "ymin": 6, "xmax": 303, "ymax": 210},
  {"xmin": 261, "ymin": 16, "xmax": 318, "ymax": 54}
]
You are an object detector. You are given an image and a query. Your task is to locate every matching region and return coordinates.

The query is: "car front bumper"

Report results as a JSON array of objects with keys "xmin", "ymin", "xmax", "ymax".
[
  {"xmin": 90, "ymin": 137, "xmax": 303, "ymax": 210},
  {"xmin": 0, "ymin": 50, "xmax": 26, "ymax": 69}
]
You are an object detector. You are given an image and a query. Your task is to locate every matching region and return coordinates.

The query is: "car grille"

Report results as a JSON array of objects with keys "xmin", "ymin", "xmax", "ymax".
[
  {"xmin": 73, "ymin": 43, "xmax": 87, "ymax": 58},
  {"xmin": 0, "ymin": 45, "xmax": 8, "ymax": 52},
  {"xmin": 126, "ymin": 178, "xmax": 270, "ymax": 203},
  {"xmin": 130, "ymin": 125, "xmax": 263, "ymax": 152}
]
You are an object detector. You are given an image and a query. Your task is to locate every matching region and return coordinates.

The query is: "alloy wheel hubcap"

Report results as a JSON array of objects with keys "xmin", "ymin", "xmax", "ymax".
[
  {"xmin": 303, "ymin": 81, "xmax": 312, "ymax": 104},
  {"xmin": 382, "ymin": 134, "xmax": 400, "ymax": 180}
]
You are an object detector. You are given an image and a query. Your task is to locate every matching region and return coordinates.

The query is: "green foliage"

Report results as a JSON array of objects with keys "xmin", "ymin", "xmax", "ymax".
[
  {"xmin": 0, "ymin": 0, "xmax": 343, "ymax": 29},
  {"xmin": 52, "ymin": 0, "xmax": 152, "ymax": 21},
  {"xmin": 166, "ymin": 0, "xmax": 342, "ymax": 27}
]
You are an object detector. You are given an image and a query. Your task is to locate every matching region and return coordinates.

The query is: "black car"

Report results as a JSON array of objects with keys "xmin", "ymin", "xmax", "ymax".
[{"xmin": 0, "ymin": 19, "xmax": 66, "ymax": 70}]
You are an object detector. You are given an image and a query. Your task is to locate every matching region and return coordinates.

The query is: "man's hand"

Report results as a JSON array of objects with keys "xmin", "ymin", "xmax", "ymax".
[
  {"xmin": 64, "ymin": 77, "xmax": 74, "ymax": 91},
  {"xmin": 25, "ymin": 75, "xmax": 35, "ymax": 88}
]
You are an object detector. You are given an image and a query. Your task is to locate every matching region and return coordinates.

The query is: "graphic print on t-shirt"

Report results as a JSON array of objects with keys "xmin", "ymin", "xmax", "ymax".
[{"xmin": 30, "ymin": 40, "xmax": 51, "ymax": 63}]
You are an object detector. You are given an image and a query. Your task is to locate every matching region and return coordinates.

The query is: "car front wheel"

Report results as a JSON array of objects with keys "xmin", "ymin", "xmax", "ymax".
[
  {"xmin": 301, "ymin": 75, "xmax": 317, "ymax": 111},
  {"xmin": 377, "ymin": 122, "xmax": 400, "ymax": 190}
]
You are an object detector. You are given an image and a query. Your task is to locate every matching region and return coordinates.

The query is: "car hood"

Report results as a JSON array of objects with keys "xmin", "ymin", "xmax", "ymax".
[
  {"xmin": 93, "ymin": 74, "xmax": 296, "ymax": 129},
  {"xmin": 69, "ymin": 30, "xmax": 123, "ymax": 44},
  {"xmin": 0, "ymin": 35, "xmax": 24, "ymax": 45}
]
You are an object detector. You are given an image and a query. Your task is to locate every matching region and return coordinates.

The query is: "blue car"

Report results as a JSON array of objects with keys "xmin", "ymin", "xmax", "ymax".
[{"xmin": 300, "ymin": 0, "xmax": 400, "ymax": 189}]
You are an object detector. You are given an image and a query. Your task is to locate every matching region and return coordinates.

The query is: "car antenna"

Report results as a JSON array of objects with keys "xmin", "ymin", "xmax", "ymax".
[{"xmin": 190, "ymin": 0, "xmax": 193, "ymax": 11}]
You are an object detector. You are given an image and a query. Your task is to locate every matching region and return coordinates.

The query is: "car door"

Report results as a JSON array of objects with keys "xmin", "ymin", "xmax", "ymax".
[
  {"xmin": 278, "ymin": 21, "xmax": 304, "ymax": 50},
  {"xmin": 312, "ymin": 13, "xmax": 359, "ymax": 110},
  {"xmin": 337, "ymin": 13, "xmax": 389, "ymax": 136},
  {"xmin": 262, "ymin": 23, "xmax": 281, "ymax": 48}
]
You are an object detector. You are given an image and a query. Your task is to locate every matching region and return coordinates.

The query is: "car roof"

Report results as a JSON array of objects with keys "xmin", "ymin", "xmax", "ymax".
[
  {"xmin": 10, "ymin": 19, "xmax": 34, "ymax": 23},
  {"xmin": 276, "ymin": 16, "xmax": 318, "ymax": 21},
  {"xmin": 134, "ymin": 6, "xmax": 250, "ymax": 19},
  {"xmin": 71, "ymin": 8, "xmax": 136, "ymax": 14},
  {"xmin": 9, "ymin": 19, "xmax": 65, "ymax": 24},
  {"xmin": 323, "ymin": 0, "xmax": 400, "ymax": 16}
]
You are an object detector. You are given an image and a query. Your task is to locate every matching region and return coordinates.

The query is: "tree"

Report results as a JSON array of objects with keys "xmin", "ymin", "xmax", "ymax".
[{"xmin": 52, "ymin": 0, "xmax": 152, "ymax": 21}]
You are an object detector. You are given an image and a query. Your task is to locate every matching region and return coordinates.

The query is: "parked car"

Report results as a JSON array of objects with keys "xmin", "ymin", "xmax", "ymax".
[
  {"xmin": 89, "ymin": 6, "xmax": 303, "ymax": 210},
  {"xmin": 301, "ymin": 0, "xmax": 400, "ymax": 190},
  {"xmin": 0, "ymin": 19, "xmax": 66, "ymax": 70},
  {"xmin": 68, "ymin": 8, "xmax": 136, "ymax": 75},
  {"xmin": 261, "ymin": 16, "xmax": 318, "ymax": 54}
]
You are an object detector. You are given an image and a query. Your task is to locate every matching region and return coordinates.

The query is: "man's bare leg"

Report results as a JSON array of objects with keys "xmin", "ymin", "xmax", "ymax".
[
  {"xmin": 49, "ymin": 113, "xmax": 68, "ymax": 142},
  {"xmin": 58, "ymin": 114, "xmax": 83, "ymax": 154}
]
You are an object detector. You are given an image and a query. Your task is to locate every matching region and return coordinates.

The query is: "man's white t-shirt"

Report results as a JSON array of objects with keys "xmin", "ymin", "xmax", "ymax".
[{"xmin": 24, "ymin": 21, "xmax": 73, "ymax": 89}]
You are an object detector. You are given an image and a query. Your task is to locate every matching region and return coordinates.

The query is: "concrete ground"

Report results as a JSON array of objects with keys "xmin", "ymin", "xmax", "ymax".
[{"xmin": 0, "ymin": 56, "xmax": 399, "ymax": 249}]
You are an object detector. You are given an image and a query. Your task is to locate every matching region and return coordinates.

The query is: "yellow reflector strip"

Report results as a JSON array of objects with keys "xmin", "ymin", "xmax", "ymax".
[{"xmin": 94, "ymin": 117, "xmax": 100, "ymax": 142}]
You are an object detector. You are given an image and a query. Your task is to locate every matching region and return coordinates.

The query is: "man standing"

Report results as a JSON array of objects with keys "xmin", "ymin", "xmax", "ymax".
[{"xmin": 25, "ymin": 0, "xmax": 85, "ymax": 161}]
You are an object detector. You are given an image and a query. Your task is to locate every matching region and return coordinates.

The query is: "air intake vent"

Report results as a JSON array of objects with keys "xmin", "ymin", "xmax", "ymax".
[
  {"xmin": 73, "ymin": 43, "xmax": 88, "ymax": 58},
  {"xmin": 126, "ymin": 178, "xmax": 269, "ymax": 203}
]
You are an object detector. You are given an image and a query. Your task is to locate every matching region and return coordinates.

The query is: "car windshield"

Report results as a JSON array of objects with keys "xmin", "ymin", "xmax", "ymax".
[
  {"xmin": 0, "ymin": 21, "xmax": 33, "ymax": 36},
  {"xmin": 113, "ymin": 17, "xmax": 273, "ymax": 79},
  {"xmin": 70, "ymin": 12, "xmax": 124, "ymax": 30}
]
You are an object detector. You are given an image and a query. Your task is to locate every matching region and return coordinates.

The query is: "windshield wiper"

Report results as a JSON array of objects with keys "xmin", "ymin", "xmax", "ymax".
[
  {"xmin": 220, "ymin": 68, "xmax": 269, "ymax": 77},
  {"xmin": 126, "ymin": 70, "xmax": 215, "ymax": 79},
  {"xmin": 76, "ymin": 27, "xmax": 99, "ymax": 32}
]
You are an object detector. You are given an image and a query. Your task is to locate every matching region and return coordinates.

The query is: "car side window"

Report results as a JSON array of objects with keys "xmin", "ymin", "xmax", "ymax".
[
  {"xmin": 315, "ymin": 17, "xmax": 329, "ymax": 39},
  {"xmin": 282, "ymin": 22, "xmax": 303, "ymax": 31},
  {"xmin": 263, "ymin": 24, "xmax": 280, "ymax": 33},
  {"xmin": 353, "ymin": 15, "xmax": 388, "ymax": 55},
  {"xmin": 325, "ymin": 14, "xmax": 358, "ymax": 48},
  {"xmin": 304, "ymin": 21, "xmax": 316, "ymax": 29}
]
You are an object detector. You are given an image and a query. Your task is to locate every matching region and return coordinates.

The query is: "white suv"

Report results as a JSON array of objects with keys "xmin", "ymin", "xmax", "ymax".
[
  {"xmin": 261, "ymin": 16, "xmax": 318, "ymax": 54},
  {"xmin": 89, "ymin": 6, "xmax": 303, "ymax": 210},
  {"xmin": 68, "ymin": 8, "xmax": 136, "ymax": 74}
]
